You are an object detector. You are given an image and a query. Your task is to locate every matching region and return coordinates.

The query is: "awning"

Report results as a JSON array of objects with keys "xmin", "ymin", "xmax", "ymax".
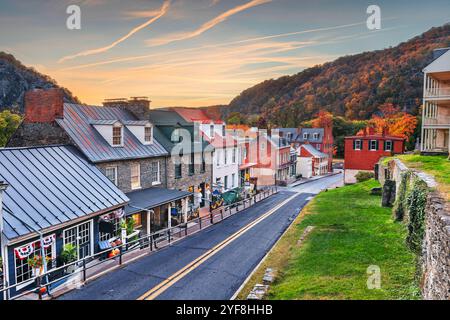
[
  {"xmin": 240, "ymin": 163, "xmax": 257, "ymax": 170},
  {"xmin": 125, "ymin": 187, "xmax": 192, "ymax": 215}
]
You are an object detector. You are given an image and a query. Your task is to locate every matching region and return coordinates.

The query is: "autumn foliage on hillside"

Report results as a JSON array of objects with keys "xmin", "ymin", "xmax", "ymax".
[
  {"xmin": 359, "ymin": 103, "xmax": 418, "ymax": 139},
  {"xmin": 224, "ymin": 24, "xmax": 450, "ymax": 128}
]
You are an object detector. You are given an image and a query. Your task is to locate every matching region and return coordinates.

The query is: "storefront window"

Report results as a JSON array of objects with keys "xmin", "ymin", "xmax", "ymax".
[
  {"xmin": 64, "ymin": 221, "xmax": 92, "ymax": 260},
  {"xmin": 99, "ymin": 217, "xmax": 121, "ymax": 241},
  {"xmin": 15, "ymin": 240, "xmax": 54, "ymax": 285}
]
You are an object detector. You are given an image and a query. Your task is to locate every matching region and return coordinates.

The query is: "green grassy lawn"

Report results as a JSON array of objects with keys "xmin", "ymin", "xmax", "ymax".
[
  {"xmin": 390, "ymin": 154, "xmax": 450, "ymax": 198},
  {"xmin": 238, "ymin": 180, "xmax": 419, "ymax": 300}
]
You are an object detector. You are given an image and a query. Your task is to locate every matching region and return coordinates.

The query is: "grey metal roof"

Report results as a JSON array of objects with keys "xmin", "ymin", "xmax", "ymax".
[
  {"xmin": 149, "ymin": 110, "xmax": 193, "ymax": 126},
  {"xmin": 125, "ymin": 187, "xmax": 192, "ymax": 215},
  {"xmin": 0, "ymin": 145, "xmax": 129, "ymax": 240},
  {"xmin": 300, "ymin": 144, "xmax": 328, "ymax": 158},
  {"xmin": 56, "ymin": 103, "xmax": 168, "ymax": 163},
  {"xmin": 297, "ymin": 128, "xmax": 324, "ymax": 143}
]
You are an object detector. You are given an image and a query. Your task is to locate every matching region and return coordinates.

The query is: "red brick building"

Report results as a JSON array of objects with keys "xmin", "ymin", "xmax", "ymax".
[{"xmin": 344, "ymin": 128, "xmax": 405, "ymax": 183}]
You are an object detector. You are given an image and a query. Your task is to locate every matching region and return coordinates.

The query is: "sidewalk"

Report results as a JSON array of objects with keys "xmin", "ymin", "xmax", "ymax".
[{"xmin": 10, "ymin": 188, "xmax": 278, "ymax": 300}]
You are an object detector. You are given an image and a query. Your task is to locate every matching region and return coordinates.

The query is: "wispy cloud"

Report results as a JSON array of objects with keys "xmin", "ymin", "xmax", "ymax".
[
  {"xmin": 58, "ymin": 0, "xmax": 171, "ymax": 63},
  {"xmin": 147, "ymin": 0, "xmax": 272, "ymax": 46},
  {"xmin": 61, "ymin": 21, "xmax": 366, "ymax": 71}
]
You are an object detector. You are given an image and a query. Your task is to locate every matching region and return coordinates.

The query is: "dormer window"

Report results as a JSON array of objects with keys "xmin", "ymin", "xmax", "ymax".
[
  {"xmin": 144, "ymin": 125, "xmax": 153, "ymax": 143},
  {"xmin": 313, "ymin": 133, "xmax": 319, "ymax": 140},
  {"xmin": 303, "ymin": 133, "xmax": 309, "ymax": 140},
  {"xmin": 172, "ymin": 128, "xmax": 181, "ymax": 142},
  {"xmin": 112, "ymin": 124, "xmax": 123, "ymax": 146}
]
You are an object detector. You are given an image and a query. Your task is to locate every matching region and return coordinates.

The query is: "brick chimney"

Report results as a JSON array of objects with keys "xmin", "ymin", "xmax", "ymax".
[
  {"xmin": 103, "ymin": 97, "xmax": 151, "ymax": 120},
  {"xmin": 24, "ymin": 88, "xmax": 64, "ymax": 123}
]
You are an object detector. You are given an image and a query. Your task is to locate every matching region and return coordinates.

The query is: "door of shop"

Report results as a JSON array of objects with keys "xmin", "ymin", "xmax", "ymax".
[{"xmin": 63, "ymin": 221, "xmax": 93, "ymax": 260}]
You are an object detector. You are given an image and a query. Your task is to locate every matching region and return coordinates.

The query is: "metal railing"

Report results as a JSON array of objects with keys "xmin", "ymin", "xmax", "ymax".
[{"xmin": 0, "ymin": 186, "xmax": 278, "ymax": 300}]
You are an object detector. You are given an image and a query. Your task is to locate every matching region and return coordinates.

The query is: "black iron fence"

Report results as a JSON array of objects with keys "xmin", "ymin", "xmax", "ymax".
[{"xmin": 0, "ymin": 186, "xmax": 277, "ymax": 300}]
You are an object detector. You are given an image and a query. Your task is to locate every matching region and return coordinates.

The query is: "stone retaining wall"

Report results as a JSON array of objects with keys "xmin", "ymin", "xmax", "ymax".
[{"xmin": 378, "ymin": 158, "xmax": 449, "ymax": 300}]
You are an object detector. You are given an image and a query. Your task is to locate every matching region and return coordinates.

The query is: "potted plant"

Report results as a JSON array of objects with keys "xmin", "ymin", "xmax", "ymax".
[
  {"xmin": 27, "ymin": 255, "xmax": 49, "ymax": 277},
  {"xmin": 60, "ymin": 244, "xmax": 78, "ymax": 273}
]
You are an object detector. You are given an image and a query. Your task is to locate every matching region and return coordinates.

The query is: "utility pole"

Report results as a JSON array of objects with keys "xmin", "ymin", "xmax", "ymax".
[{"xmin": 0, "ymin": 181, "xmax": 9, "ymax": 300}]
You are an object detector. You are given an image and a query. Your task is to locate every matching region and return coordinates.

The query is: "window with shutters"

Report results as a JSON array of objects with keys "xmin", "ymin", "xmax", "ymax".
[
  {"xmin": 369, "ymin": 140, "xmax": 378, "ymax": 151},
  {"xmin": 354, "ymin": 139, "xmax": 362, "ymax": 150},
  {"xmin": 385, "ymin": 140, "xmax": 393, "ymax": 151}
]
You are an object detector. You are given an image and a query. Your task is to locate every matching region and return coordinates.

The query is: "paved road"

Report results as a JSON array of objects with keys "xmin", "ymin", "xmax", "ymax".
[{"xmin": 58, "ymin": 173, "xmax": 343, "ymax": 300}]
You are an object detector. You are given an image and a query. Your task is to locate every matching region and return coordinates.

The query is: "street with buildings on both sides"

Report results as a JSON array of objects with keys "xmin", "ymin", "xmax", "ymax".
[{"xmin": 57, "ymin": 174, "xmax": 343, "ymax": 300}]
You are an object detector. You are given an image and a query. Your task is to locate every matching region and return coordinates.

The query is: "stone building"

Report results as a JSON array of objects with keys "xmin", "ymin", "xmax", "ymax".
[
  {"xmin": 8, "ymin": 88, "xmax": 192, "ymax": 234},
  {"xmin": 149, "ymin": 109, "xmax": 214, "ymax": 213}
]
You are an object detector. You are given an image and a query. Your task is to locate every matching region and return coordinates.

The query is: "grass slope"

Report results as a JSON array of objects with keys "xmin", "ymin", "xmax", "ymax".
[
  {"xmin": 393, "ymin": 154, "xmax": 449, "ymax": 199},
  {"xmin": 238, "ymin": 180, "xmax": 419, "ymax": 300}
]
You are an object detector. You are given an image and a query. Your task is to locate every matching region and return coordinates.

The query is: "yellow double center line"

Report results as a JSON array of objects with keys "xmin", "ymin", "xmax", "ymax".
[{"xmin": 137, "ymin": 193, "xmax": 299, "ymax": 300}]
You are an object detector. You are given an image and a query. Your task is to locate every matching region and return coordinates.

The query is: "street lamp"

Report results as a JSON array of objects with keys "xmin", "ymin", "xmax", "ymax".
[{"xmin": 0, "ymin": 181, "xmax": 9, "ymax": 300}]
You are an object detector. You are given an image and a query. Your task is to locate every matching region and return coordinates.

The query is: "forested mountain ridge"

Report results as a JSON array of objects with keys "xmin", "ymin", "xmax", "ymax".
[
  {"xmin": 223, "ymin": 24, "xmax": 450, "ymax": 127},
  {"xmin": 0, "ymin": 52, "xmax": 80, "ymax": 112}
]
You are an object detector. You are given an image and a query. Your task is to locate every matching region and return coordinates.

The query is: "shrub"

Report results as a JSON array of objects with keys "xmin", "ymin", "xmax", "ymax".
[
  {"xmin": 405, "ymin": 179, "xmax": 428, "ymax": 254},
  {"xmin": 355, "ymin": 171, "xmax": 374, "ymax": 183}
]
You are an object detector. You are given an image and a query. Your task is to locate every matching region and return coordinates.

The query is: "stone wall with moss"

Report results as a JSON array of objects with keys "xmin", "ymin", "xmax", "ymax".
[{"xmin": 378, "ymin": 158, "xmax": 449, "ymax": 300}]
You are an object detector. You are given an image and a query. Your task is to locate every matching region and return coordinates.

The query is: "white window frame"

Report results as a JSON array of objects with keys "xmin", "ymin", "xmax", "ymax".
[
  {"xmin": 151, "ymin": 161, "xmax": 161, "ymax": 186},
  {"xmin": 112, "ymin": 124, "xmax": 123, "ymax": 147},
  {"xmin": 144, "ymin": 125, "xmax": 153, "ymax": 144},
  {"xmin": 303, "ymin": 133, "xmax": 309, "ymax": 140},
  {"xmin": 355, "ymin": 139, "xmax": 362, "ymax": 150},
  {"xmin": 313, "ymin": 133, "xmax": 319, "ymax": 140},
  {"xmin": 105, "ymin": 166, "xmax": 118, "ymax": 186},
  {"xmin": 232, "ymin": 148, "xmax": 236, "ymax": 164},
  {"xmin": 385, "ymin": 140, "xmax": 393, "ymax": 151},
  {"xmin": 14, "ymin": 238, "xmax": 56, "ymax": 289},
  {"xmin": 369, "ymin": 140, "xmax": 378, "ymax": 151},
  {"xmin": 131, "ymin": 163, "xmax": 141, "ymax": 190},
  {"xmin": 232, "ymin": 174, "xmax": 236, "ymax": 188},
  {"xmin": 63, "ymin": 220, "xmax": 94, "ymax": 261}
]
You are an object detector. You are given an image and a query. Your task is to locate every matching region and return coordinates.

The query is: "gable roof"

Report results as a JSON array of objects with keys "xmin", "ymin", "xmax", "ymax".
[
  {"xmin": 423, "ymin": 48, "xmax": 450, "ymax": 74},
  {"xmin": 170, "ymin": 107, "xmax": 224, "ymax": 124},
  {"xmin": 149, "ymin": 109, "xmax": 193, "ymax": 126},
  {"xmin": 0, "ymin": 145, "xmax": 129, "ymax": 241},
  {"xmin": 56, "ymin": 103, "xmax": 168, "ymax": 163},
  {"xmin": 297, "ymin": 128, "xmax": 324, "ymax": 143},
  {"xmin": 299, "ymin": 144, "xmax": 328, "ymax": 158}
]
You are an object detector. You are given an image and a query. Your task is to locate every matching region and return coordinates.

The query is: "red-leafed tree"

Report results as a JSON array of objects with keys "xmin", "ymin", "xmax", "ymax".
[
  {"xmin": 311, "ymin": 110, "xmax": 333, "ymax": 128},
  {"xmin": 361, "ymin": 103, "xmax": 418, "ymax": 138}
]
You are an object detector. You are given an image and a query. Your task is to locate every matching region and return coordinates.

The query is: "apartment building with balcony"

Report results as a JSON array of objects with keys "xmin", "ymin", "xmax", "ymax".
[{"xmin": 421, "ymin": 48, "xmax": 450, "ymax": 155}]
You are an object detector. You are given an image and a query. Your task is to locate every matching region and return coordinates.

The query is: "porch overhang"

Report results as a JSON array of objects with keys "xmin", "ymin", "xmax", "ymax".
[{"xmin": 125, "ymin": 188, "xmax": 192, "ymax": 215}]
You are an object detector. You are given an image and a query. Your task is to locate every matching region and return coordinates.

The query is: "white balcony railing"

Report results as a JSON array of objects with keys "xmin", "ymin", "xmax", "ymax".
[
  {"xmin": 424, "ymin": 86, "xmax": 450, "ymax": 99},
  {"xmin": 423, "ymin": 115, "xmax": 450, "ymax": 126}
]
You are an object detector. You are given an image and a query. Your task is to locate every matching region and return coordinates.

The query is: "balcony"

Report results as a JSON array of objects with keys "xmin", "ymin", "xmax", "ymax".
[
  {"xmin": 424, "ymin": 86, "xmax": 450, "ymax": 100},
  {"xmin": 423, "ymin": 115, "xmax": 450, "ymax": 128}
]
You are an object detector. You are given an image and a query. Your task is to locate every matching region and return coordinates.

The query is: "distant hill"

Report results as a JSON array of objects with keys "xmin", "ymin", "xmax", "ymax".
[
  {"xmin": 222, "ymin": 24, "xmax": 450, "ymax": 127},
  {"xmin": 0, "ymin": 52, "xmax": 80, "ymax": 112}
]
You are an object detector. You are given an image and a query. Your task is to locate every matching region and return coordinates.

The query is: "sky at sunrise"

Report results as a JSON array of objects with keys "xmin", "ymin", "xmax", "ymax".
[{"xmin": 0, "ymin": 0, "xmax": 449, "ymax": 107}]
